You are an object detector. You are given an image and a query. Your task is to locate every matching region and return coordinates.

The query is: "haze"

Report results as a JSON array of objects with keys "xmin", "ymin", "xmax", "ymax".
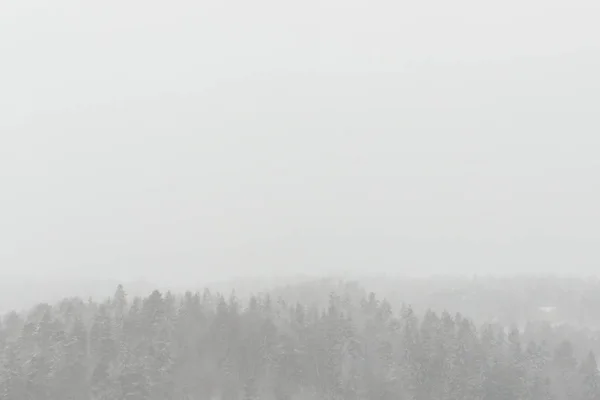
[{"xmin": 1, "ymin": 0, "xmax": 600, "ymax": 285}]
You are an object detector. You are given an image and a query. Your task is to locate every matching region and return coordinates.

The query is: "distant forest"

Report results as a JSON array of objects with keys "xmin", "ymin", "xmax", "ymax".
[{"xmin": 0, "ymin": 277, "xmax": 599, "ymax": 399}]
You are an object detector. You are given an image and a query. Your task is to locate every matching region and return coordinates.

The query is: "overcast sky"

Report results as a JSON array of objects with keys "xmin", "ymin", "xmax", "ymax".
[{"xmin": 1, "ymin": 0, "xmax": 600, "ymax": 284}]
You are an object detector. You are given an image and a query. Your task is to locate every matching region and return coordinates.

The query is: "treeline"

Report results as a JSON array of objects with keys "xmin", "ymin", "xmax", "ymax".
[
  {"xmin": 0, "ymin": 283, "xmax": 599, "ymax": 400},
  {"xmin": 268, "ymin": 278, "xmax": 600, "ymax": 359},
  {"xmin": 267, "ymin": 275, "xmax": 600, "ymax": 329},
  {"xmin": 3, "ymin": 275, "xmax": 600, "ymax": 329}
]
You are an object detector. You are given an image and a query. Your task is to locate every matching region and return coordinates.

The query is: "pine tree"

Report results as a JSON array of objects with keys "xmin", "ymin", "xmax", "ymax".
[
  {"xmin": 59, "ymin": 316, "xmax": 89, "ymax": 399},
  {"xmin": 113, "ymin": 284, "xmax": 128, "ymax": 322},
  {"xmin": 580, "ymin": 352, "xmax": 600, "ymax": 400},
  {"xmin": 551, "ymin": 340, "xmax": 579, "ymax": 399},
  {"xmin": 0, "ymin": 345, "xmax": 26, "ymax": 400}
]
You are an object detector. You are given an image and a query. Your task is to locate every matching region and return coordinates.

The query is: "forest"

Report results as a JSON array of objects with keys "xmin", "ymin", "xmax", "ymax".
[{"xmin": 0, "ymin": 278, "xmax": 599, "ymax": 400}]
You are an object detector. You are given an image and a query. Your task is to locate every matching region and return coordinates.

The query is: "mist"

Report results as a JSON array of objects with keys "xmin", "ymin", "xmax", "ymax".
[
  {"xmin": 3, "ymin": 2, "xmax": 600, "ymax": 398},
  {"xmin": 1, "ymin": 0, "xmax": 600, "ymax": 285}
]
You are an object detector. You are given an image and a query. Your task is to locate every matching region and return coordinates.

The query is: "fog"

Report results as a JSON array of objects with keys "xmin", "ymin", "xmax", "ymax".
[{"xmin": 1, "ymin": 0, "xmax": 600, "ymax": 285}]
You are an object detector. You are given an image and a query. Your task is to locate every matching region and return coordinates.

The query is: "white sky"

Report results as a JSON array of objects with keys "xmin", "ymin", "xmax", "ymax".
[{"xmin": 1, "ymin": 0, "xmax": 600, "ymax": 284}]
